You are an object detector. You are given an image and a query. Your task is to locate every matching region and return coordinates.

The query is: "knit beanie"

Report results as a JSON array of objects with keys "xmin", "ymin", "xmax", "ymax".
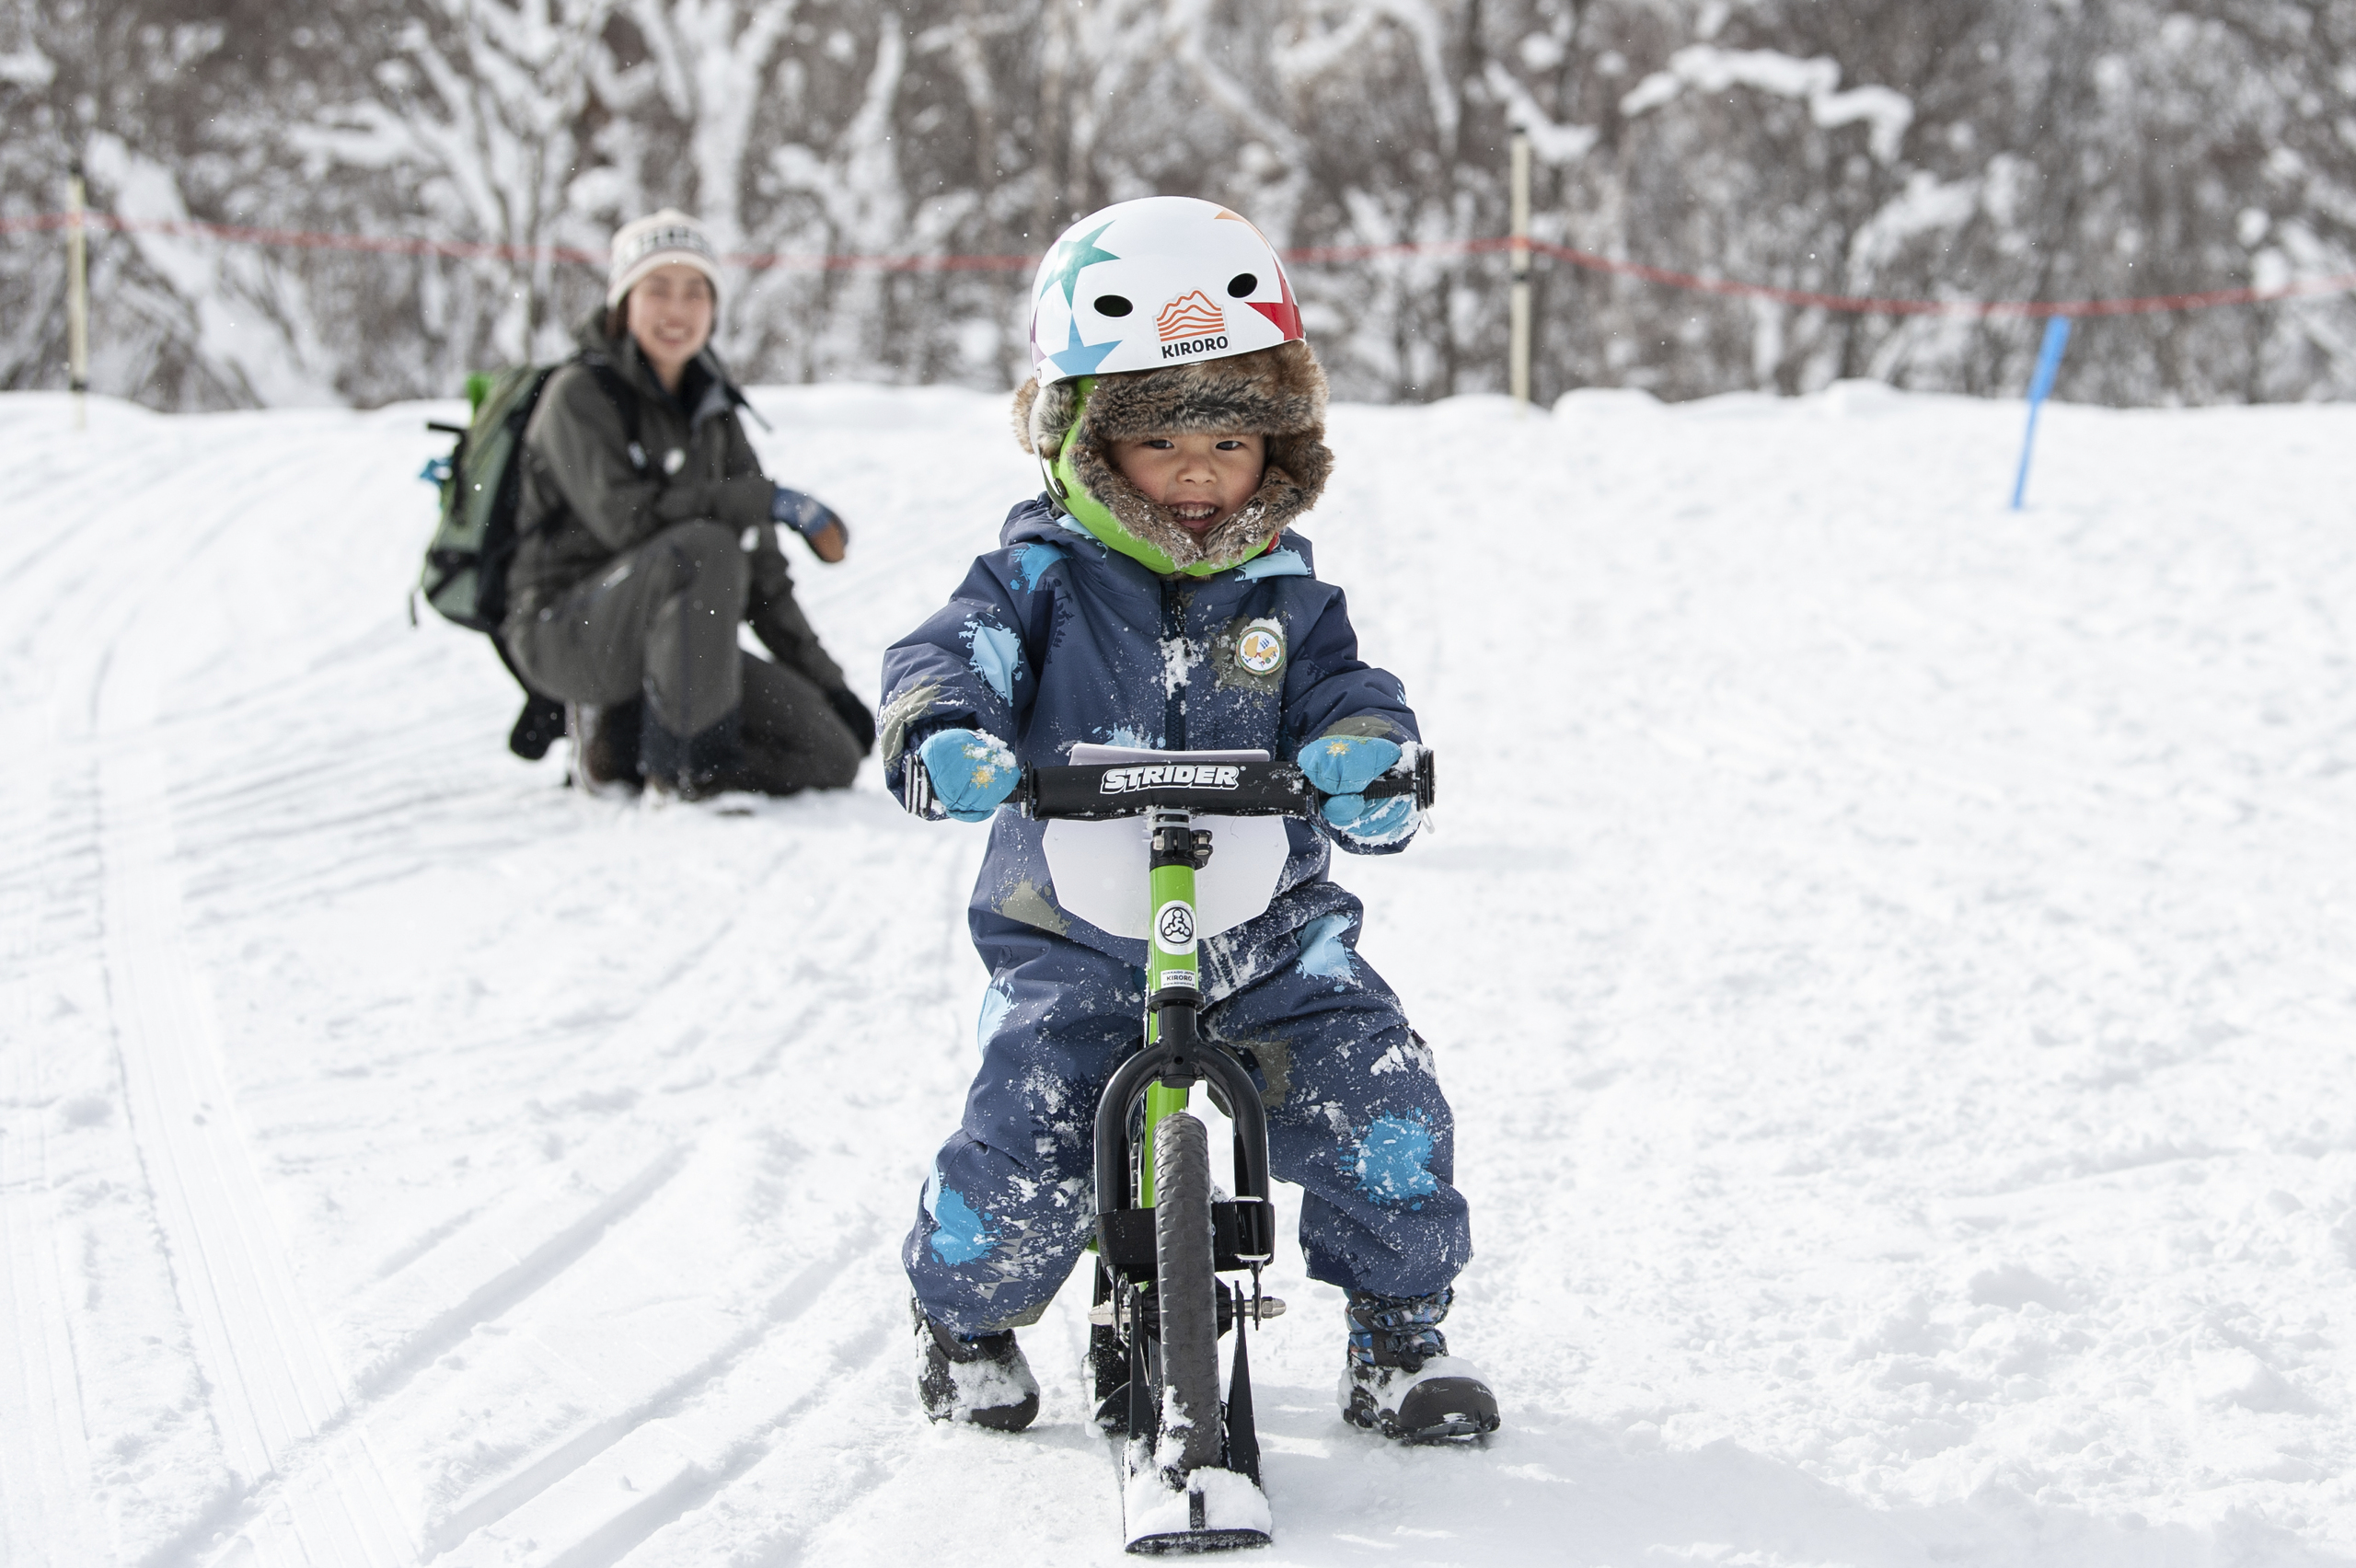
[
  {"xmin": 1011, "ymin": 340, "xmax": 1334, "ymax": 576},
  {"xmin": 606, "ymin": 209, "xmax": 722, "ymax": 307}
]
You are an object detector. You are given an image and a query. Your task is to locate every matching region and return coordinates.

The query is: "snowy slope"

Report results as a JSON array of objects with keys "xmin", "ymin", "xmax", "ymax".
[{"xmin": 4, "ymin": 380, "xmax": 2353, "ymax": 1568}]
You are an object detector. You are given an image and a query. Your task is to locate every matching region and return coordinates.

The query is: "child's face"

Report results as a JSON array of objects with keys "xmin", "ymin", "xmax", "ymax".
[{"xmin": 1109, "ymin": 432, "xmax": 1266, "ymax": 538}]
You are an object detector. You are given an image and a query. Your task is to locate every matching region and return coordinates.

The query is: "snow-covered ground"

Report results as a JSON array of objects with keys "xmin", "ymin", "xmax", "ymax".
[{"xmin": 4, "ymin": 378, "xmax": 2352, "ymax": 1568}]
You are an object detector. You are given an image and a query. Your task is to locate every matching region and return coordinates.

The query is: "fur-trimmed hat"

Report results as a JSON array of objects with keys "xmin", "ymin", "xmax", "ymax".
[
  {"xmin": 1011, "ymin": 340, "xmax": 1333, "ymax": 574},
  {"xmin": 606, "ymin": 209, "xmax": 722, "ymax": 307}
]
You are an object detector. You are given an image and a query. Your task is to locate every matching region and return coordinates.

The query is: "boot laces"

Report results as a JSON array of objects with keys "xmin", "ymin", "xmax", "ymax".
[{"xmin": 1347, "ymin": 1287, "xmax": 1451, "ymax": 1372}]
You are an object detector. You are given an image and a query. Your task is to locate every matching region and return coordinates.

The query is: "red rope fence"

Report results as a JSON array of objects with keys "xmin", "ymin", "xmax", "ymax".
[{"xmin": 6, "ymin": 210, "xmax": 2354, "ymax": 319}]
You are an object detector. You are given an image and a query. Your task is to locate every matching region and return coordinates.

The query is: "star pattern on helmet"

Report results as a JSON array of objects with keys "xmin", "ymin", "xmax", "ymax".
[
  {"xmin": 1035, "ymin": 223, "xmax": 1118, "ymax": 306},
  {"xmin": 1249, "ymin": 265, "xmax": 1303, "ymax": 340},
  {"xmin": 1045, "ymin": 313, "xmax": 1119, "ymax": 378}
]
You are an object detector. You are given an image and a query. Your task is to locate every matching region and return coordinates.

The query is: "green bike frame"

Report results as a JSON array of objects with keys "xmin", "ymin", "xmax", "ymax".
[
  {"xmin": 955, "ymin": 750, "xmax": 1430, "ymax": 1249},
  {"xmin": 1139, "ymin": 806, "xmax": 1204, "ymax": 1205}
]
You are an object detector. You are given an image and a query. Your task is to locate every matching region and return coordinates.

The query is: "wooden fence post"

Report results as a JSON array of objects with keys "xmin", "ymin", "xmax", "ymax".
[
  {"xmin": 67, "ymin": 163, "xmax": 89, "ymax": 429},
  {"xmin": 1508, "ymin": 128, "xmax": 1531, "ymax": 410}
]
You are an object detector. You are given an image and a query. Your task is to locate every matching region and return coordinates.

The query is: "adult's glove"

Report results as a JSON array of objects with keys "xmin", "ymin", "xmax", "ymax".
[
  {"xmin": 770, "ymin": 485, "xmax": 845, "ymax": 540},
  {"xmin": 1298, "ymin": 732, "xmax": 1415, "ymax": 841},
  {"xmin": 918, "ymin": 728, "xmax": 1018, "ymax": 822},
  {"xmin": 826, "ymin": 686, "xmax": 877, "ymax": 756}
]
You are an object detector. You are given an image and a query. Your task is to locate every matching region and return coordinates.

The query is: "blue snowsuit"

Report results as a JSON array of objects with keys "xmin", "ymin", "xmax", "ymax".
[{"xmin": 882, "ymin": 498, "xmax": 1471, "ymax": 1336}]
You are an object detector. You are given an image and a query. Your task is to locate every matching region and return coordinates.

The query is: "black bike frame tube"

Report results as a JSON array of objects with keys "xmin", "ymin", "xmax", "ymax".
[{"xmin": 1093, "ymin": 1036, "xmax": 1272, "ymax": 1216}]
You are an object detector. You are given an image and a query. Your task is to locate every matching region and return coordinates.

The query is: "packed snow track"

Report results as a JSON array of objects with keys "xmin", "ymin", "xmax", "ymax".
[{"xmin": 3, "ymin": 382, "xmax": 2351, "ymax": 1567}]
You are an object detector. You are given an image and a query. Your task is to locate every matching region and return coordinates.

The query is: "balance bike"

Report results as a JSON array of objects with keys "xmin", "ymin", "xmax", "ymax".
[{"xmin": 1015, "ymin": 745, "xmax": 1434, "ymax": 1552}]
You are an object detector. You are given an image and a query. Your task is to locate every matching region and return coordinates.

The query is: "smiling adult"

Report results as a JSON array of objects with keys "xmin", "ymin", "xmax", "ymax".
[{"xmin": 502, "ymin": 209, "xmax": 872, "ymax": 800}]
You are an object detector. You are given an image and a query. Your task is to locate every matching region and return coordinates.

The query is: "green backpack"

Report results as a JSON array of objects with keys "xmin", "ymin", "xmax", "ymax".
[{"xmin": 418, "ymin": 357, "xmax": 639, "ymax": 633}]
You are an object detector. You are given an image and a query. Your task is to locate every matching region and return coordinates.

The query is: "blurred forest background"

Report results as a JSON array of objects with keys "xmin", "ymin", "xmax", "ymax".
[{"xmin": 3, "ymin": 0, "xmax": 2351, "ymax": 409}]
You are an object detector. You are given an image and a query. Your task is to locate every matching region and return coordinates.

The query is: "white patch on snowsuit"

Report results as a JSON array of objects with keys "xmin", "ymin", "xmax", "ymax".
[{"xmin": 1369, "ymin": 1036, "xmax": 1436, "ymax": 1078}]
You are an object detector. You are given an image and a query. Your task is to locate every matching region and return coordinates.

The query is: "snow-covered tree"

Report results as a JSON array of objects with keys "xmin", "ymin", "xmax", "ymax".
[{"xmin": 3, "ymin": 0, "xmax": 2350, "ymax": 409}]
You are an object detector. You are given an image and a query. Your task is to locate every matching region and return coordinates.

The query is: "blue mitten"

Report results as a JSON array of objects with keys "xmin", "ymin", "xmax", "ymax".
[
  {"xmin": 918, "ymin": 729, "xmax": 1018, "ymax": 822},
  {"xmin": 770, "ymin": 485, "xmax": 845, "ymax": 540},
  {"xmin": 1298, "ymin": 733, "xmax": 1410, "ymax": 839},
  {"xmin": 1299, "ymin": 732, "xmax": 1401, "ymax": 796},
  {"xmin": 1322, "ymin": 792, "xmax": 1415, "ymax": 840}
]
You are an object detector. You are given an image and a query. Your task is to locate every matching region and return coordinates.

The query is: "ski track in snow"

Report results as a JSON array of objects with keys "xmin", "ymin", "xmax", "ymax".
[{"xmin": 4, "ymin": 379, "xmax": 2354, "ymax": 1566}]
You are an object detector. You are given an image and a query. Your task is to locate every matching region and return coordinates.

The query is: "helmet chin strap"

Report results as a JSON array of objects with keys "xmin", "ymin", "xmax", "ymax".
[
  {"xmin": 1037, "ymin": 453, "xmax": 1070, "ymax": 513},
  {"xmin": 1040, "ymin": 376, "xmax": 1090, "ymax": 518}
]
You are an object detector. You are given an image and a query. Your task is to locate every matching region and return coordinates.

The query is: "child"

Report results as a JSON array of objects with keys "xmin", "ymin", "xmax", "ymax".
[{"xmin": 879, "ymin": 197, "xmax": 1497, "ymax": 1443}]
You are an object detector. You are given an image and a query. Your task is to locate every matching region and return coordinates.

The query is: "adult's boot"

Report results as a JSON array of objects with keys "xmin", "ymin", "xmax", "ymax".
[
  {"xmin": 510, "ymin": 693, "xmax": 568, "ymax": 761},
  {"xmin": 640, "ymin": 709, "xmax": 741, "ymax": 800},
  {"xmin": 567, "ymin": 700, "xmax": 643, "ymax": 796}
]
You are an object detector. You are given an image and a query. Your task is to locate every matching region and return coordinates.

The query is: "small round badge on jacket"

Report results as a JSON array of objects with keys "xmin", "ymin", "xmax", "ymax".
[
  {"xmin": 1236, "ymin": 617, "xmax": 1286, "ymax": 675},
  {"xmin": 663, "ymin": 447, "xmax": 687, "ymax": 476}
]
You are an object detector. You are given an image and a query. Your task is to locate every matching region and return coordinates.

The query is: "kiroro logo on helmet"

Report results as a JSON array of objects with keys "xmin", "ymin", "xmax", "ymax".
[{"xmin": 1157, "ymin": 291, "xmax": 1226, "ymax": 341}]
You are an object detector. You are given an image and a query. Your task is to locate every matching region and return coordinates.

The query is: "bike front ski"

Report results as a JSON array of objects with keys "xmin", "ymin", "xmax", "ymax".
[{"xmin": 1097, "ymin": 1273, "xmax": 1276, "ymax": 1553}]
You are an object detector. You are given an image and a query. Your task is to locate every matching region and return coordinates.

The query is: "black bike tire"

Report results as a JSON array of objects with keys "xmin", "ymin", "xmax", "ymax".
[{"xmin": 1152, "ymin": 1111, "xmax": 1223, "ymax": 1475}]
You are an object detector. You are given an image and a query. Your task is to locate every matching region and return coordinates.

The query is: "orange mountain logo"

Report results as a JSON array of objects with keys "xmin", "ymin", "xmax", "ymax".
[{"xmin": 1156, "ymin": 291, "xmax": 1226, "ymax": 341}]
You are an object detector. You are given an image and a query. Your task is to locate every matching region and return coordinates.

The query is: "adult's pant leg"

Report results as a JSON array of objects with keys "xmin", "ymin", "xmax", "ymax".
[
  {"xmin": 736, "ymin": 653, "xmax": 863, "ymax": 792},
  {"xmin": 509, "ymin": 520, "xmax": 748, "ymax": 726},
  {"xmin": 635, "ymin": 525, "xmax": 748, "ymax": 781},
  {"xmin": 904, "ymin": 928, "xmax": 1142, "ymax": 1336},
  {"xmin": 1205, "ymin": 896, "xmax": 1472, "ymax": 1300},
  {"xmin": 509, "ymin": 558, "xmax": 668, "ymax": 708}
]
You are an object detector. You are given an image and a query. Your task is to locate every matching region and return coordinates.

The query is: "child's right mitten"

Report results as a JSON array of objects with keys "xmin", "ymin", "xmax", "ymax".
[{"xmin": 918, "ymin": 728, "xmax": 1019, "ymax": 822}]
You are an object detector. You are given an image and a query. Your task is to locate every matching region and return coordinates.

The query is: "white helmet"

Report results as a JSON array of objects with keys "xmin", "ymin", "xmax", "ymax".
[{"xmin": 1025, "ymin": 197, "xmax": 1304, "ymax": 386}]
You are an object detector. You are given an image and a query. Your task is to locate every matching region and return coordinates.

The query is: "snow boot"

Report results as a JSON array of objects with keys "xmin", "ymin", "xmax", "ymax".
[
  {"xmin": 912, "ymin": 1298, "xmax": 1040, "ymax": 1432},
  {"xmin": 566, "ymin": 700, "xmax": 643, "ymax": 796},
  {"xmin": 1338, "ymin": 1287, "xmax": 1500, "ymax": 1442},
  {"xmin": 509, "ymin": 692, "xmax": 568, "ymax": 761},
  {"xmin": 639, "ymin": 709, "xmax": 739, "ymax": 800}
]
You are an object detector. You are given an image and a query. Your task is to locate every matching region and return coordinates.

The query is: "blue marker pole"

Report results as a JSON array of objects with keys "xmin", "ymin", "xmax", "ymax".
[{"xmin": 2009, "ymin": 317, "xmax": 2073, "ymax": 510}]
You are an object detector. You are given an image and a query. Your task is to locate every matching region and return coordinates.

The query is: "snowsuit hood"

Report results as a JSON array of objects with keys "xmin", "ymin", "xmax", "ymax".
[{"xmin": 1009, "ymin": 340, "xmax": 1334, "ymax": 578}]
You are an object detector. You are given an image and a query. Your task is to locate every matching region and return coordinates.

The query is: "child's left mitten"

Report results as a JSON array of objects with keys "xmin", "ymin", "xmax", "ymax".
[
  {"xmin": 1297, "ymin": 733, "xmax": 1414, "ymax": 842},
  {"xmin": 918, "ymin": 728, "xmax": 1019, "ymax": 822},
  {"xmin": 1322, "ymin": 791, "xmax": 1415, "ymax": 842}
]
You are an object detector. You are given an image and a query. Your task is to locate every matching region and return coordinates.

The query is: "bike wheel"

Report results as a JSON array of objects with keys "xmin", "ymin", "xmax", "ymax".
[{"xmin": 1151, "ymin": 1110, "xmax": 1223, "ymax": 1474}]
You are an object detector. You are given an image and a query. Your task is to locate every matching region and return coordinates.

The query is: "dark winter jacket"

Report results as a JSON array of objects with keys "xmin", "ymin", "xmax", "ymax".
[
  {"xmin": 502, "ymin": 314, "xmax": 843, "ymax": 690},
  {"xmin": 880, "ymin": 498, "xmax": 1419, "ymax": 965}
]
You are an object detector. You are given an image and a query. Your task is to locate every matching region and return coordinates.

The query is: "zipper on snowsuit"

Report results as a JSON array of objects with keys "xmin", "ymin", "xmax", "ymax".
[{"xmin": 1161, "ymin": 581, "xmax": 1189, "ymax": 752}]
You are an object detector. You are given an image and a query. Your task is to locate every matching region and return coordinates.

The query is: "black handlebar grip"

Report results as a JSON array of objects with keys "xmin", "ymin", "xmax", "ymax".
[{"xmin": 1356, "ymin": 749, "xmax": 1437, "ymax": 810}]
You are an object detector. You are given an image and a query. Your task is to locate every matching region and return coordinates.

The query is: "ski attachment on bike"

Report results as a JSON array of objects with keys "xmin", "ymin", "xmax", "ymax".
[
  {"xmin": 1097, "ymin": 1273, "xmax": 1276, "ymax": 1551},
  {"xmin": 1116, "ymin": 1301, "xmax": 1269, "ymax": 1551},
  {"xmin": 1116, "ymin": 1449, "xmax": 1272, "ymax": 1554}
]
